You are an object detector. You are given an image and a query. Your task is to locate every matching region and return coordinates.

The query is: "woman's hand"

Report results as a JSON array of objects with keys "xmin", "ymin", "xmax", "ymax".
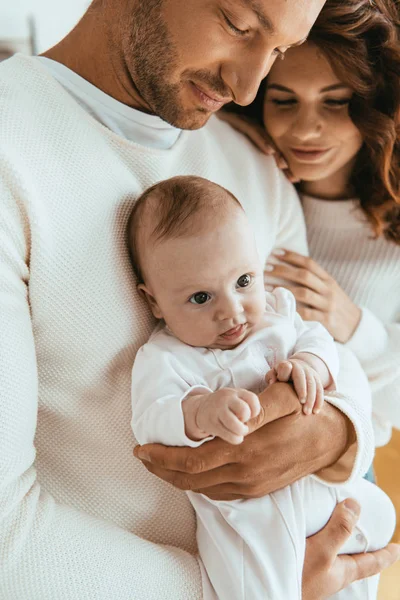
[
  {"xmin": 216, "ymin": 111, "xmax": 299, "ymax": 182},
  {"xmin": 302, "ymin": 498, "xmax": 400, "ymax": 599},
  {"xmin": 266, "ymin": 249, "xmax": 362, "ymax": 343}
]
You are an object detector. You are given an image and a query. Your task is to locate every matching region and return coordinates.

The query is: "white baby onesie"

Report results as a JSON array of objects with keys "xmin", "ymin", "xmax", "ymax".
[{"xmin": 131, "ymin": 288, "xmax": 395, "ymax": 600}]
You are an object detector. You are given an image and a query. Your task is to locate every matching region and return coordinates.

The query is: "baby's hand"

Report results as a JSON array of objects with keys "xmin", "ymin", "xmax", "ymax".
[
  {"xmin": 266, "ymin": 359, "xmax": 324, "ymax": 415},
  {"xmin": 196, "ymin": 388, "xmax": 261, "ymax": 445}
]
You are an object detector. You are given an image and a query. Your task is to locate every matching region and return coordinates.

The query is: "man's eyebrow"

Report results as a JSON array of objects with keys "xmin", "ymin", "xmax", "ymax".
[{"xmin": 240, "ymin": 0, "xmax": 275, "ymax": 33}]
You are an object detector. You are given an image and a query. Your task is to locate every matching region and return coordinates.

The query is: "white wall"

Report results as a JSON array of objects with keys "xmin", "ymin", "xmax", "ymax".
[{"xmin": 0, "ymin": 0, "xmax": 90, "ymax": 54}]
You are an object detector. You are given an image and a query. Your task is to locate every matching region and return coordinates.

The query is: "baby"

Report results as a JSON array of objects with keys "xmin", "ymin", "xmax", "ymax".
[{"xmin": 129, "ymin": 176, "xmax": 395, "ymax": 600}]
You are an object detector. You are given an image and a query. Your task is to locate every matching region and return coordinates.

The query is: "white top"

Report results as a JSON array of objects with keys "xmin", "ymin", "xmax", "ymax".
[
  {"xmin": 132, "ymin": 287, "xmax": 339, "ymax": 449},
  {"xmin": 0, "ymin": 54, "xmax": 373, "ymax": 600},
  {"xmin": 34, "ymin": 56, "xmax": 182, "ymax": 149},
  {"xmin": 303, "ymin": 195, "xmax": 400, "ymax": 447}
]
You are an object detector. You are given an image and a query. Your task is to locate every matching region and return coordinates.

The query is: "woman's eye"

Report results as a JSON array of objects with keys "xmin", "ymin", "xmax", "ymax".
[
  {"xmin": 237, "ymin": 274, "xmax": 252, "ymax": 288},
  {"xmin": 189, "ymin": 292, "xmax": 211, "ymax": 305},
  {"xmin": 325, "ymin": 98, "xmax": 351, "ymax": 108},
  {"xmin": 271, "ymin": 98, "xmax": 297, "ymax": 106},
  {"xmin": 222, "ymin": 12, "xmax": 249, "ymax": 37}
]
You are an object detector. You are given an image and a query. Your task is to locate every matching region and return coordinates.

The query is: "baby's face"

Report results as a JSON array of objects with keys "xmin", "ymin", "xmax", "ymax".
[{"xmin": 140, "ymin": 208, "xmax": 266, "ymax": 349}]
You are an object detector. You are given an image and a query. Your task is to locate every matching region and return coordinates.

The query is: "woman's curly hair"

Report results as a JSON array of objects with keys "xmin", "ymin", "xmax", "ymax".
[
  {"xmin": 234, "ymin": 0, "xmax": 400, "ymax": 242},
  {"xmin": 309, "ymin": 0, "xmax": 400, "ymax": 242}
]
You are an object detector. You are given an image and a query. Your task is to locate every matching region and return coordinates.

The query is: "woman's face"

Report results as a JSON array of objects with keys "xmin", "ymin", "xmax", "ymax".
[{"xmin": 263, "ymin": 42, "xmax": 363, "ymax": 198}]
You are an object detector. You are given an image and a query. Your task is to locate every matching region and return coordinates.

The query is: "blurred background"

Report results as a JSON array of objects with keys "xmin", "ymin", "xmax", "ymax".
[
  {"xmin": 1, "ymin": 2, "xmax": 399, "ymax": 597},
  {"xmin": 0, "ymin": 0, "xmax": 90, "ymax": 60}
]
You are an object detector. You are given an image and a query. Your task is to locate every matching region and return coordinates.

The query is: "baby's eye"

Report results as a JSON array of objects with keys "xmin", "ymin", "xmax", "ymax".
[
  {"xmin": 189, "ymin": 292, "xmax": 211, "ymax": 305},
  {"xmin": 236, "ymin": 274, "xmax": 252, "ymax": 288}
]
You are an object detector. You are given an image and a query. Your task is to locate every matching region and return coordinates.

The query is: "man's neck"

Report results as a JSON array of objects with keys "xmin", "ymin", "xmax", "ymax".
[{"xmin": 42, "ymin": 3, "xmax": 151, "ymax": 113}]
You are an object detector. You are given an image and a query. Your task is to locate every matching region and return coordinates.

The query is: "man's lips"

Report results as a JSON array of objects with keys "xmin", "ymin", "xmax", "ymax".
[
  {"xmin": 190, "ymin": 82, "xmax": 231, "ymax": 111},
  {"xmin": 289, "ymin": 147, "xmax": 332, "ymax": 162}
]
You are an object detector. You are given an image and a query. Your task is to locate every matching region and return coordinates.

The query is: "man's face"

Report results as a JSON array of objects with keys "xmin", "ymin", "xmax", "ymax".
[{"xmin": 120, "ymin": 0, "xmax": 326, "ymax": 129}]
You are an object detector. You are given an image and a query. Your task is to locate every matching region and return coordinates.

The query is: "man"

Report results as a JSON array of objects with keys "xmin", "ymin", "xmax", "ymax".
[{"xmin": 0, "ymin": 1, "xmax": 398, "ymax": 598}]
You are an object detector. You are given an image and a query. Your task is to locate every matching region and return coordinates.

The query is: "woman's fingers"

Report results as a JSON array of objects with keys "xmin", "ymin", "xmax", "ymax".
[
  {"xmin": 265, "ymin": 262, "xmax": 327, "ymax": 293},
  {"xmin": 216, "ymin": 111, "xmax": 276, "ymax": 155},
  {"xmin": 273, "ymin": 250, "xmax": 332, "ymax": 281},
  {"xmin": 281, "ymin": 284, "xmax": 329, "ymax": 311}
]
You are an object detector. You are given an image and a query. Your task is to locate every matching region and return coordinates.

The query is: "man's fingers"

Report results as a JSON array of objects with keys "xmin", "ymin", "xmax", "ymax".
[
  {"xmin": 248, "ymin": 382, "xmax": 301, "ymax": 433},
  {"xmin": 138, "ymin": 459, "xmax": 249, "ymax": 493},
  {"xmin": 311, "ymin": 499, "xmax": 361, "ymax": 559},
  {"xmin": 340, "ymin": 544, "xmax": 400, "ymax": 587},
  {"xmin": 134, "ymin": 438, "xmax": 236, "ymax": 472}
]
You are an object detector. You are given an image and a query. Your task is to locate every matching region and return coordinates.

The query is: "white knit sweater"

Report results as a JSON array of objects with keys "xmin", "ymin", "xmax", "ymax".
[
  {"xmin": 303, "ymin": 196, "xmax": 400, "ymax": 447},
  {"xmin": 0, "ymin": 55, "xmax": 373, "ymax": 600}
]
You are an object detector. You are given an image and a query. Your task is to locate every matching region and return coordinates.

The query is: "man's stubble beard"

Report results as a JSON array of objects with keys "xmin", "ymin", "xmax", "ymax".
[{"xmin": 121, "ymin": 0, "xmax": 210, "ymax": 129}]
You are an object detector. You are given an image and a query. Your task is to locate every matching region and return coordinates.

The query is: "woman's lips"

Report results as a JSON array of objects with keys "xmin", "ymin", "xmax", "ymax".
[{"xmin": 289, "ymin": 147, "xmax": 332, "ymax": 162}]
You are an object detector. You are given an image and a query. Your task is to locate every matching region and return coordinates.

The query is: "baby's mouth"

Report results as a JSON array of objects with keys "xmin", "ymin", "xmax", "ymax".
[{"xmin": 220, "ymin": 323, "xmax": 246, "ymax": 340}]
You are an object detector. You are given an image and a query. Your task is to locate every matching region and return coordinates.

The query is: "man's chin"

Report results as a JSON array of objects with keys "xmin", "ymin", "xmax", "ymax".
[{"xmin": 160, "ymin": 108, "xmax": 213, "ymax": 131}]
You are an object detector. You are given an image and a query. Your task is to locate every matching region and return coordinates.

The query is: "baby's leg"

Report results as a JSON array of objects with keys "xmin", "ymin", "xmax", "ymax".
[{"xmin": 302, "ymin": 476, "xmax": 396, "ymax": 599}]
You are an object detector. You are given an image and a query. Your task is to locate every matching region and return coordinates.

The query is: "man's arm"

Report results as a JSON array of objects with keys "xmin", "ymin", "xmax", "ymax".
[
  {"xmin": 0, "ymin": 182, "xmax": 202, "ymax": 600},
  {"xmin": 134, "ymin": 382, "xmax": 351, "ymax": 500}
]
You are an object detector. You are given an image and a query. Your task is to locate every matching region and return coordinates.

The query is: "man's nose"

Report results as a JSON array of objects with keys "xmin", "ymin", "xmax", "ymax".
[
  {"xmin": 221, "ymin": 43, "xmax": 275, "ymax": 107},
  {"xmin": 291, "ymin": 107, "xmax": 323, "ymax": 141}
]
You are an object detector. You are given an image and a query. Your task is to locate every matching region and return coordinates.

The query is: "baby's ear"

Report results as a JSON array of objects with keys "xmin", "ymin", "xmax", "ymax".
[{"xmin": 137, "ymin": 283, "xmax": 163, "ymax": 319}]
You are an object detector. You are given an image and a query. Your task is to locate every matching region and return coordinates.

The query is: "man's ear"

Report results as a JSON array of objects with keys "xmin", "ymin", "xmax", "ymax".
[{"xmin": 137, "ymin": 283, "xmax": 163, "ymax": 319}]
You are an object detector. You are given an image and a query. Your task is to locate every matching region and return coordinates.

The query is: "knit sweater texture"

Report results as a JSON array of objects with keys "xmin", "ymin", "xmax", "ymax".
[
  {"xmin": 303, "ymin": 196, "xmax": 400, "ymax": 446},
  {"xmin": 0, "ymin": 55, "xmax": 373, "ymax": 599}
]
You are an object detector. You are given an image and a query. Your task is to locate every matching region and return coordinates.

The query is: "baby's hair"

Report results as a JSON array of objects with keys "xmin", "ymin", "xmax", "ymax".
[{"xmin": 127, "ymin": 175, "xmax": 243, "ymax": 283}]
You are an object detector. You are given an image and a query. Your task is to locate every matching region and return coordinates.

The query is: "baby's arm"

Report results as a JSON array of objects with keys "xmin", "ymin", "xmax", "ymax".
[
  {"xmin": 131, "ymin": 336, "xmax": 259, "ymax": 448},
  {"xmin": 265, "ymin": 288, "xmax": 339, "ymax": 416},
  {"xmin": 182, "ymin": 388, "xmax": 260, "ymax": 445},
  {"xmin": 266, "ymin": 352, "xmax": 331, "ymax": 415}
]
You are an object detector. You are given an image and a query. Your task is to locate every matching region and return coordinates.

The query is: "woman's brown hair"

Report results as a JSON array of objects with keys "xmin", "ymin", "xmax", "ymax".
[{"xmin": 233, "ymin": 0, "xmax": 400, "ymax": 242}]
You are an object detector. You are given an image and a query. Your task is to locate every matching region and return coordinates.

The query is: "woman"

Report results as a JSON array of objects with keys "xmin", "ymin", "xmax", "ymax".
[{"xmin": 220, "ymin": 0, "xmax": 400, "ymax": 450}]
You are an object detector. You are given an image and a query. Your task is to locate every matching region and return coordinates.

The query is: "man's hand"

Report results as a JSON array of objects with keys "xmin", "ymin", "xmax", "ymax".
[
  {"xmin": 134, "ymin": 382, "xmax": 350, "ymax": 500},
  {"xmin": 303, "ymin": 498, "xmax": 400, "ymax": 599}
]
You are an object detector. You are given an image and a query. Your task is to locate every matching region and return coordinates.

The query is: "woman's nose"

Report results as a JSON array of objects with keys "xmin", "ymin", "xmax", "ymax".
[{"xmin": 291, "ymin": 108, "xmax": 323, "ymax": 142}]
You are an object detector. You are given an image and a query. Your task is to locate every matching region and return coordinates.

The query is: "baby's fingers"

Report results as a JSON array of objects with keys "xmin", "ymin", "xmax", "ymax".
[
  {"xmin": 238, "ymin": 390, "xmax": 260, "ymax": 420},
  {"xmin": 265, "ymin": 369, "xmax": 277, "ymax": 386},
  {"xmin": 303, "ymin": 372, "xmax": 316, "ymax": 415},
  {"xmin": 291, "ymin": 362, "xmax": 307, "ymax": 404},
  {"xmin": 218, "ymin": 409, "xmax": 248, "ymax": 444},
  {"xmin": 276, "ymin": 361, "xmax": 293, "ymax": 382},
  {"xmin": 313, "ymin": 379, "xmax": 325, "ymax": 414}
]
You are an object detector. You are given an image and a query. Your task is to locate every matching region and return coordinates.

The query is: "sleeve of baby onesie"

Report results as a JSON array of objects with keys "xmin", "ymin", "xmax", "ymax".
[
  {"xmin": 0, "ymin": 175, "xmax": 203, "ymax": 600},
  {"xmin": 266, "ymin": 287, "xmax": 339, "ymax": 387},
  {"xmin": 266, "ymin": 288, "xmax": 374, "ymax": 485},
  {"xmin": 131, "ymin": 340, "xmax": 214, "ymax": 447},
  {"xmin": 346, "ymin": 307, "xmax": 400, "ymax": 441}
]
